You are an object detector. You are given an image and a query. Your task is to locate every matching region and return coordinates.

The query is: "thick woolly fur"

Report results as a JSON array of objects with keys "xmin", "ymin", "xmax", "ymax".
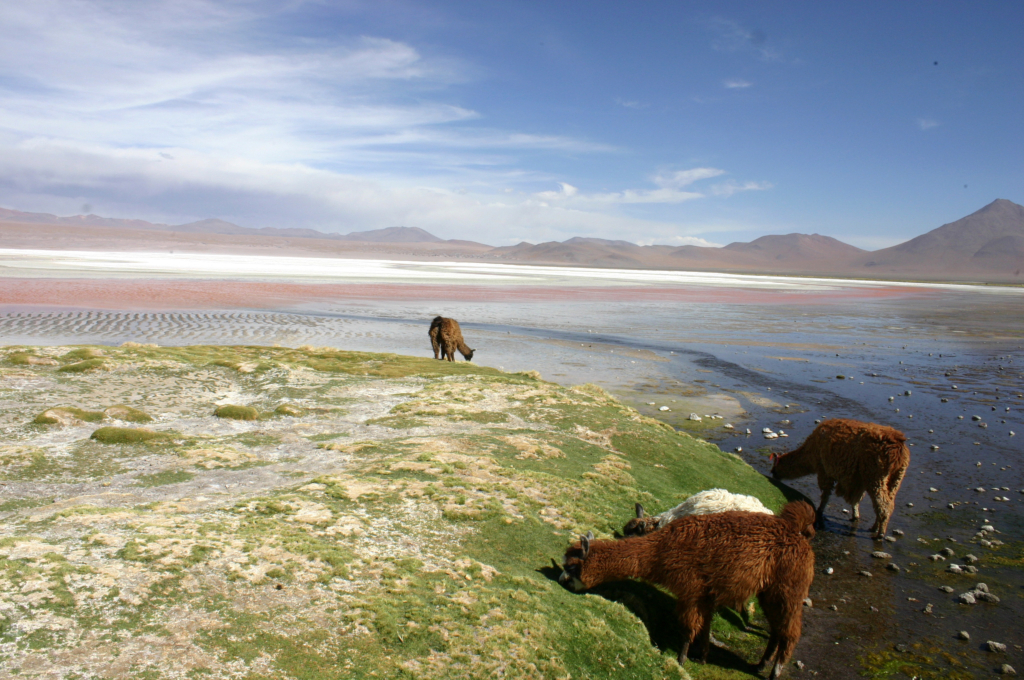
[
  {"xmin": 623, "ymin": 488, "xmax": 774, "ymax": 538},
  {"xmin": 771, "ymin": 418, "xmax": 910, "ymax": 539},
  {"xmin": 561, "ymin": 502, "xmax": 816, "ymax": 678},
  {"xmin": 429, "ymin": 316, "xmax": 475, "ymax": 362}
]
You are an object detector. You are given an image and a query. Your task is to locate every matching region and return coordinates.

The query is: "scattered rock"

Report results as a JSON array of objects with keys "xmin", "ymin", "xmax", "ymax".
[
  {"xmin": 892, "ymin": 529, "xmax": 904, "ymax": 536},
  {"xmin": 963, "ymin": 565, "xmax": 978, "ymax": 574},
  {"xmin": 948, "ymin": 564, "xmax": 963, "ymax": 574},
  {"xmin": 829, "ymin": 604, "xmax": 838, "ymax": 611},
  {"xmin": 939, "ymin": 585, "xmax": 954, "ymax": 593},
  {"xmin": 858, "ymin": 570, "xmax": 872, "ymax": 578},
  {"xmin": 958, "ymin": 592, "xmax": 976, "ymax": 604},
  {"xmin": 803, "ymin": 598, "xmax": 813, "ymax": 607},
  {"xmin": 940, "ymin": 547, "xmax": 955, "ymax": 557},
  {"xmin": 987, "ymin": 641, "xmax": 1007, "ymax": 653},
  {"xmin": 973, "ymin": 583, "xmax": 989, "ymax": 593},
  {"xmin": 661, "ymin": 406, "xmax": 671, "ymax": 412},
  {"xmin": 884, "ymin": 535, "xmax": 896, "ymax": 543},
  {"xmin": 1000, "ymin": 664, "xmax": 1016, "ymax": 676},
  {"xmin": 976, "ymin": 592, "xmax": 1000, "ymax": 603},
  {"xmin": 886, "ymin": 563, "xmax": 900, "ymax": 572},
  {"xmin": 895, "ymin": 644, "xmax": 909, "ymax": 653},
  {"xmin": 872, "ymin": 551, "xmax": 892, "ymax": 559},
  {"xmin": 824, "ymin": 567, "xmax": 834, "ymax": 575},
  {"xmin": 795, "ymin": 660, "xmax": 805, "ymax": 670},
  {"xmin": 929, "ymin": 554, "xmax": 946, "ymax": 562},
  {"xmin": 922, "ymin": 603, "xmax": 934, "ymax": 614}
]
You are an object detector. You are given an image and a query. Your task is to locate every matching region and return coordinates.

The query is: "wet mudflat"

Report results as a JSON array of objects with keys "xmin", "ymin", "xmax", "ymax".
[{"xmin": 2, "ymin": 278, "xmax": 1022, "ymax": 678}]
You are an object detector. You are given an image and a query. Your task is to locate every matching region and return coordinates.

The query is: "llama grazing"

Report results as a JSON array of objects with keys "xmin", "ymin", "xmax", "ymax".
[
  {"xmin": 560, "ymin": 502, "xmax": 816, "ymax": 678},
  {"xmin": 623, "ymin": 488, "xmax": 775, "ymax": 537},
  {"xmin": 770, "ymin": 418, "xmax": 910, "ymax": 539},
  {"xmin": 429, "ymin": 316, "xmax": 475, "ymax": 362}
]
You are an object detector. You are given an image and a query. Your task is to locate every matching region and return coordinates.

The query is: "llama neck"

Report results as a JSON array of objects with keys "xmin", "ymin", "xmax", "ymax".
[{"xmin": 582, "ymin": 538, "xmax": 656, "ymax": 587}]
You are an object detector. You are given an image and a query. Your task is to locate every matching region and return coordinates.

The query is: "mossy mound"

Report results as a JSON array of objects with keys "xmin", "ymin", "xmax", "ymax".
[
  {"xmin": 57, "ymin": 358, "xmax": 105, "ymax": 373},
  {"xmin": 33, "ymin": 407, "xmax": 106, "ymax": 426},
  {"xmin": 62, "ymin": 347, "xmax": 105, "ymax": 360},
  {"xmin": 90, "ymin": 427, "xmax": 169, "ymax": 444},
  {"xmin": 2, "ymin": 344, "xmax": 807, "ymax": 679},
  {"xmin": 214, "ymin": 405, "xmax": 260, "ymax": 421},
  {"xmin": 274, "ymin": 403, "xmax": 303, "ymax": 417},
  {"xmin": 7, "ymin": 352, "xmax": 58, "ymax": 366},
  {"xmin": 103, "ymin": 405, "xmax": 153, "ymax": 423}
]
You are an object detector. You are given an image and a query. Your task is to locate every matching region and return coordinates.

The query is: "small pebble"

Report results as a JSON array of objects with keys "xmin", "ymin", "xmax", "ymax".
[
  {"xmin": 959, "ymin": 592, "xmax": 976, "ymax": 604},
  {"xmin": 940, "ymin": 547, "xmax": 955, "ymax": 557},
  {"xmin": 973, "ymin": 583, "xmax": 989, "ymax": 593},
  {"xmin": 886, "ymin": 563, "xmax": 900, "ymax": 572},
  {"xmin": 929, "ymin": 487, "xmax": 939, "ymax": 492},
  {"xmin": 976, "ymin": 592, "xmax": 1000, "ymax": 603},
  {"xmin": 884, "ymin": 535, "xmax": 896, "ymax": 543},
  {"xmin": 859, "ymin": 570, "xmax": 873, "ymax": 577},
  {"xmin": 892, "ymin": 529, "xmax": 904, "ymax": 536},
  {"xmin": 948, "ymin": 564, "xmax": 963, "ymax": 574},
  {"xmin": 1000, "ymin": 664, "xmax": 1016, "ymax": 676},
  {"xmin": 824, "ymin": 567, "xmax": 834, "ymax": 575},
  {"xmin": 829, "ymin": 604, "xmax": 838, "ymax": 611},
  {"xmin": 957, "ymin": 630, "xmax": 970, "ymax": 640},
  {"xmin": 803, "ymin": 598, "xmax": 812, "ymax": 607},
  {"xmin": 963, "ymin": 565, "xmax": 978, "ymax": 574},
  {"xmin": 939, "ymin": 585, "xmax": 954, "ymax": 593},
  {"xmin": 872, "ymin": 551, "xmax": 892, "ymax": 559},
  {"xmin": 795, "ymin": 660, "xmax": 805, "ymax": 670},
  {"xmin": 929, "ymin": 554, "xmax": 945, "ymax": 562},
  {"xmin": 906, "ymin": 502, "xmax": 914, "ymax": 507},
  {"xmin": 922, "ymin": 603, "xmax": 934, "ymax": 614},
  {"xmin": 987, "ymin": 641, "xmax": 1007, "ymax": 653}
]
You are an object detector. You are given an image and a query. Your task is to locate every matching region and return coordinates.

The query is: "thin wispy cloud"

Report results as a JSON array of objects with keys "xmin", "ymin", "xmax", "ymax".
[
  {"xmin": 723, "ymin": 79, "xmax": 752, "ymax": 89},
  {"xmin": 917, "ymin": 118, "xmax": 940, "ymax": 131},
  {"xmin": 615, "ymin": 97, "xmax": 648, "ymax": 109},
  {"xmin": 708, "ymin": 17, "xmax": 783, "ymax": 62},
  {"xmin": 0, "ymin": 1, "xmax": 775, "ymax": 245}
]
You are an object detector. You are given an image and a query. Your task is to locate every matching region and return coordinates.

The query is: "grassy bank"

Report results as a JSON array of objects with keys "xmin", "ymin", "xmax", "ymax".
[{"xmin": 0, "ymin": 344, "xmax": 794, "ymax": 679}]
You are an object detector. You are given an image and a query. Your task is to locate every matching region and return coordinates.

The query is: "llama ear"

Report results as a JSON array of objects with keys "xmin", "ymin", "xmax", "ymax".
[
  {"xmin": 585, "ymin": 530, "xmax": 594, "ymax": 541},
  {"xmin": 634, "ymin": 503, "xmax": 645, "ymax": 519},
  {"xmin": 579, "ymin": 534, "xmax": 590, "ymax": 558}
]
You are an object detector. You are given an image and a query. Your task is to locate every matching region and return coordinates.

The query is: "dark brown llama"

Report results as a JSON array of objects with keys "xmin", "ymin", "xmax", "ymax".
[
  {"xmin": 559, "ymin": 502, "xmax": 816, "ymax": 679},
  {"xmin": 429, "ymin": 316, "xmax": 474, "ymax": 362},
  {"xmin": 770, "ymin": 418, "xmax": 910, "ymax": 539}
]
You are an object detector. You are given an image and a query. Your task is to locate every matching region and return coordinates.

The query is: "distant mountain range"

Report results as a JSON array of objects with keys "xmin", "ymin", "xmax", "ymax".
[{"xmin": 2, "ymin": 199, "xmax": 1022, "ymax": 283}]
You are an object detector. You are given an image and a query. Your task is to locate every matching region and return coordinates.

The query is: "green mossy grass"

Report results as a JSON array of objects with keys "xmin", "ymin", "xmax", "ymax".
[
  {"xmin": 1, "ymin": 344, "xmax": 805, "ymax": 679},
  {"xmin": 57, "ymin": 358, "xmax": 105, "ymax": 373},
  {"xmin": 214, "ymin": 405, "xmax": 259, "ymax": 421},
  {"xmin": 33, "ymin": 406, "xmax": 106, "ymax": 424},
  {"xmin": 104, "ymin": 404, "xmax": 154, "ymax": 423},
  {"xmin": 90, "ymin": 427, "xmax": 171, "ymax": 444}
]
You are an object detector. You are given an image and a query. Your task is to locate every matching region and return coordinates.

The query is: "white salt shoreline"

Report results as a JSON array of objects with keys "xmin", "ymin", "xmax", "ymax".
[{"xmin": 0, "ymin": 247, "xmax": 1020, "ymax": 295}]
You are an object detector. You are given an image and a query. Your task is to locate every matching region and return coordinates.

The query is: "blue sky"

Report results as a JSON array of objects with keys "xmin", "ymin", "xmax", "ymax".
[{"xmin": 0, "ymin": 1, "xmax": 1021, "ymax": 248}]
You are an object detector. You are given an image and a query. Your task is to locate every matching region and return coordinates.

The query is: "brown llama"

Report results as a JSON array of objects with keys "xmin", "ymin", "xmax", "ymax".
[
  {"xmin": 429, "ymin": 316, "xmax": 474, "ymax": 362},
  {"xmin": 770, "ymin": 418, "xmax": 910, "ymax": 539},
  {"xmin": 560, "ymin": 502, "xmax": 816, "ymax": 679}
]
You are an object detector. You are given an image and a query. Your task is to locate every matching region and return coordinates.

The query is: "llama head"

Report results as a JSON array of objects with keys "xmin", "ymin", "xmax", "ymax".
[
  {"xmin": 621, "ymin": 503, "xmax": 657, "ymax": 537},
  {"xmin": 781, "ymin": 500, "xmax": 817, "ymax": 539},
  {"xmin": 558, "ymin": 530, "xmax": 594, "ymax": 591},
  {"xmin": 464, "ymin": 348, "xmax": 474, "ymax": 362},
  {"xmin": 769, "ymin": 451, "xmax": 784, "ymax": 479}
]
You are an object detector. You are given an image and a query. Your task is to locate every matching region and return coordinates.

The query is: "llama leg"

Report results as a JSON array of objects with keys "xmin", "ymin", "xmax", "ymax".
[
  {"xmin": 815, "ymin": 478, "xmax": 835, "ymax": 529},
  {"xmin": 755, "ymin": 592, "xmax": 779, "ymax": 672},
  {"xmin": 868, "ymin": 485, "xmax": 891, "ymax": 538},
  {"xmin": 765, "ymin": 589, "xmax": 806, "ymax": 680},
  {"xmin": 851, "ymin": 491, "xmax": 864, "ymax": 521},
  {"xmin": 675, "ymin": 601, "xmax": 700, "ymax": 664}
]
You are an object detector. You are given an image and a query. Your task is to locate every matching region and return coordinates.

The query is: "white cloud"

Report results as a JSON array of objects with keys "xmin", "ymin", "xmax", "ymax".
[
  {"xmin": 723, "ymin": 79, "xmax": 752, "ymax": 89},
  {"xmin": 615, "ymin": 98, "xmax": 648, "ymax": 109},
  {"xmin": 0, "ymin": 1, "xmax": 774, "ymax": 246},
  {"xmin": 652, "ymin": 168, "xmax": 727, "ymax": 188},
  {"xmin": 709, "ymin": 180, "xmax": 773, "ymax": 197},
  {"xmin": 917, "ymin": 118, "xmax": 940, "ymax": 131}
]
